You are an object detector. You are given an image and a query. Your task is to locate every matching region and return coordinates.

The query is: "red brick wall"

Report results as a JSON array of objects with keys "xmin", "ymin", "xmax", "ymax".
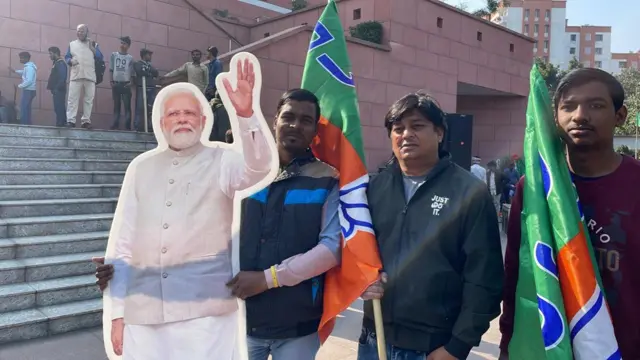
[{"xmin": 0, "ymin": 0, "xmax": 253, "ymax": 129}]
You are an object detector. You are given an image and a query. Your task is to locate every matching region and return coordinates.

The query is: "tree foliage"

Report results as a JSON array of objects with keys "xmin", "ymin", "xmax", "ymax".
[
  {"xmin": 291, "ymin": 0, "xmax": 307, "ymax": 11},
  {"xmin": 472, "ymin": 0, "xmax": 510, "ymax": 18},
  {"xmin": 349, "ymin": 21, "xmax": 384, "ymax": 44},
  {"xmin": 615, "ymin": 145, "xmax": 638, "ymax": 157},
  {"xmin": 614, "ymin": 68, "xmax": 640, "ymax": 136},
  {"xmin": 535, "ymin": 57, "xmax": 583, "ymax": 96}
]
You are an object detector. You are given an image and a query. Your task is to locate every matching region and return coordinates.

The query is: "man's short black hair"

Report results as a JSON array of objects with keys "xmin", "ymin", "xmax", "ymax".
[
  {"xmin": 48, "ymin": 47, "xmax": 61, "ymax": 56},
  {"xmin": 208, "ymin": 46, "xmax": 218, "ymax": 57},
  {"xmin": 554, "ymin": 68, "xmax": 625, "ymax": 112},
  {"xmin": 275, "ymin": 88, "xmax": 321, "ymax": 122},
  {"xmin": 18, "ymin": 51, "xmax": 31, "ymax": 60},
  {"xmin": 191, "ymin": 49, "xmax": 202, "ymax": 55},
  {"xmin": 487, "ymin": 160, "xmax": 497, "ymax": 167},
  {"xmin": 384, "ymin": 92, "xmax": 448, "ymax": 136},
  {"xmin": 140, "ymin": 49, "xmax": 153, "ymax": 58},
  {"xmin": 120, "ymin": 36, "xmax": 131, "ymax": 46}
]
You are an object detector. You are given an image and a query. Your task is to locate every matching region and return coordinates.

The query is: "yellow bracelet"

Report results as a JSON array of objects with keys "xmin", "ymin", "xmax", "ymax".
[{"xmin": 270, "ymin": 266, "xmax": 279, "ymax": 288}]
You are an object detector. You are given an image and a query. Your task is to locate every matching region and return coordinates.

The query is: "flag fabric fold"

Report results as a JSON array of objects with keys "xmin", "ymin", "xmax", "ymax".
[
  {"xmin": 300, "ymin": 0, "xmax": 383, "ymax": 343},
  {"xmin": 509, "ymin": 65, "xmax": 620, "ymax": 359}
]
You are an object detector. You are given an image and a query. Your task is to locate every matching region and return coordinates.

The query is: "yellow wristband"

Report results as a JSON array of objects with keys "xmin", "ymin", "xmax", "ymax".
[{"xmin": 270, "ymin": 266, "xmax": 279, "ymax": 288}]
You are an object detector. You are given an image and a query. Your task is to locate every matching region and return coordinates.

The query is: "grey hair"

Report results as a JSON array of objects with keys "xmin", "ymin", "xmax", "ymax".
[
  {"xmin": 160, "ymin": 88, "xmax": 204, "ymax": 116},
  {"xmin": 77, "ymin": 24, "xmax": 89, "ymax": 32}
]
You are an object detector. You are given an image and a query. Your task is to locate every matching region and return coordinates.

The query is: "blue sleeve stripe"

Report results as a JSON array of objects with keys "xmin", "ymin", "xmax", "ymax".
[
  {"xmin": 249, "ymin": 188, "xmax": 269, "ymax": 203},
  {"xmin": 284, "ymin": 189, "xmax": 329, "ymax": 205}
]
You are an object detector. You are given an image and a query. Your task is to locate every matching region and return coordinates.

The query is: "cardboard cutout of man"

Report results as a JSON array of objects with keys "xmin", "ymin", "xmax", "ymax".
[{"xmin": 101, "ymin": 53, "xmax": 278, "ymax": 360}]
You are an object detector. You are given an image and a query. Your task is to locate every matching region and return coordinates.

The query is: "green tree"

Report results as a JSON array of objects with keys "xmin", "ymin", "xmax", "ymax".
[
  {"xmin": 291, "ymin": 0, "xmax": 307, "ymax": 11},
  {"xmin": 472, "ymin": 0, "xmax": 509, "ymax": 18},
  {"xmin": 455, "ymin": 1, "xmax": 470, "ymax": 11},
  {"xmin": 536, "ymin": 57, "xmax": 583, "ymax": 96},
  {"xmin": 614, "ymin": 68, "xmax": 640, "ymax": 136}
]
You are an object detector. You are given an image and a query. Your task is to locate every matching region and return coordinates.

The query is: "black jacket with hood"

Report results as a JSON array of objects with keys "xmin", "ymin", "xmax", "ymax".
[{"xmin": 363, "ymin": 153, "xmax": 504, "ymax": 359}]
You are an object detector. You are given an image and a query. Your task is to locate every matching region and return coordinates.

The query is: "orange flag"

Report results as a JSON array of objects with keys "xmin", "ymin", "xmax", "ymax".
[{"xmin": 300, "ymin": 0, "xmax": 383, "ymax": 343}]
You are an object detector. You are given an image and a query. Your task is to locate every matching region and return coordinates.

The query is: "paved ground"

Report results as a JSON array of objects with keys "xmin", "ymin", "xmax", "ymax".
[{"xmin": 0, "ymin": 298, "xmax": 501, "ymax": 360}]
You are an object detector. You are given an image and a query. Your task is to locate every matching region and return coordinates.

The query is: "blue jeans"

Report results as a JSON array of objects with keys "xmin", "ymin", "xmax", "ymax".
[
  {"xmin": 20, "ymin": 89, "xmax": 36, "ymax": 125},
  {"xmin": 247, "ymin": 332, "xmax": 320, "ymax": 360},
  {"xmin": 357, "ymin": 327, "xmax": 427, "ymax": 360}
]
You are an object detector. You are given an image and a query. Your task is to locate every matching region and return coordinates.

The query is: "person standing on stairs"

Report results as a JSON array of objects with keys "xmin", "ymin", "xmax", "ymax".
[
  {"xmin": 205, "ymin": 46, "xmax": 223, "ymax": 101},
  {"xmin": 65, "ymin": 24, "xmax": 104, "ymax": 129},
  {"xmin": 109, "ymin": 36, "xmax": 134, "ymax": 131},
  {"xmin": 133, "ymin": 48, "xmax": 159, "ymax": 133},
  {"xmin": 8, "ymin": 52, "xmax": 37, "ymax": 125},
  {"xmin": 163, "ymin": 49, "xmax": 209, "ymax": 95},
  {"xmin": 47, "ymin": 47, "xmax": 68, "ymax": 128}
]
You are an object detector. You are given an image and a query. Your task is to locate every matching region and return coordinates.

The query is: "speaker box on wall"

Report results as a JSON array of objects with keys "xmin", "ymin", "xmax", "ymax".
[{"xmin": 444, "ymin": 113, "xmax": 473, "ymax": 171}]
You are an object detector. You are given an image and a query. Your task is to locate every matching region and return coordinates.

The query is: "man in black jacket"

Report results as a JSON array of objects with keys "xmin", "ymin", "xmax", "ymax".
[
  {"xmin": 358, "ymin": 93, "xmax": 504, "ymax": 360},
  {"xmin": 133, "ymin": 48, "xmax": 159, "ymax": 132},
  {"xmin": 47, "ymin": 46, "xmax": 68, "ymax": 127}
]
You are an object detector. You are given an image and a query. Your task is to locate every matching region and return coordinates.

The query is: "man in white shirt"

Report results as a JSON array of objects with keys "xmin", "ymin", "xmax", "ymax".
[
  {"xmin": 106, "ymin": 56, "xmax": 276, "ymax": 360},
  {"xmin": 470, "ymin": 156, "xmax": 486, "ymax": 183}
]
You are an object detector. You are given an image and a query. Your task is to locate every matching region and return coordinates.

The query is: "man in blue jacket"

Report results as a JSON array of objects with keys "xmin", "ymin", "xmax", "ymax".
[{"xmin": 8, "ymin": 52, "xmax": 37, "ymax": 125}]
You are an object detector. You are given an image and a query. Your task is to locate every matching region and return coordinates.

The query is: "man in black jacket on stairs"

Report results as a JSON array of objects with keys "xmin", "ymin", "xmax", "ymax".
[
  {"xmin": 47, "ymin": 46, "xmax": 68, "ymax": 127},
  {"xmin": 359, "ymin": 93, "xmax": 504, "ymax": 360}
]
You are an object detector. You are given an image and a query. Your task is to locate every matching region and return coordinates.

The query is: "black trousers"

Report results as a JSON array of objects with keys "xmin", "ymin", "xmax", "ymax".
[
  {"xmin": 52, "ymin": 89, "xmax": 66, "ymax": 127},
  {"xmin": 135, "ymin": 87, "xmax": 156, "ymax": 132},
  {"xmin": 111, "ymin": 82, "xmax": 132, "ymax": 129}
]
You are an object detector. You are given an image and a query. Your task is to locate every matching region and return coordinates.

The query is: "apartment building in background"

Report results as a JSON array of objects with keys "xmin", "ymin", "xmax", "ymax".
[
  {"xmin": 611, "ymin": 51, "xmax": 640, "ymax": 72},
  {"xmin": 565, "ymin": 24, "xmax": 612, "ymax": 70},
  {"xmin": 496, "ymin": 0, "xmax": 635, "ymax": 73}
]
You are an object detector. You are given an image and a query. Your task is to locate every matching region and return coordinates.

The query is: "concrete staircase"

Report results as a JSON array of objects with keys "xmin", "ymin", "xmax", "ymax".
[{"xmin": 0, "ymin": 124, "xmax": 155, "ymax": 344}]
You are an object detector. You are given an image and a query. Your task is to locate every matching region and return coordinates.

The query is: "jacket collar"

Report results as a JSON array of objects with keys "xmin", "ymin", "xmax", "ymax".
[
  {"xmin": 387, "ymin": 151, "xmax": 453, "ymax": 188},
  {"xmin": 274, "ymin": 149, "xmax": 316, "ymax": 183}
]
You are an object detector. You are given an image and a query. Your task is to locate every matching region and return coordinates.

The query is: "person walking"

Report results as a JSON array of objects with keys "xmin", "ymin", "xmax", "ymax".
[
  {"xmin": 46, "ymin": 47, "xmax": 68, "ymax": 127},
  {"xmin": 65, "ymin": 24, "xmax": 104, "ymax": 129},
  {"xmin": 8, "ymin": 52, "xmax": 37, "ymax": 125},
  {"xmin": 486, "ymin": 160, "xmax": 503, "ymax": 219},
  {"xmin": 109, "ymin": 36, "xmax": 134, "ymax": 130}
]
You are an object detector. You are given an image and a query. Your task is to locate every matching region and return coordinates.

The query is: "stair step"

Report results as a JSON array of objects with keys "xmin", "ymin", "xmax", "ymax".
[
  {"xmin": 0, "ymin": 251, "xmax": 104, "ymax": 285},
  {"xmin": 0, "ymin": 213, "xmax": 113, "ymax": 238},
  {"xmin": 0, "ymin": 158, "xmax": 130, "ymax": 171},
  {"xmin": 0, "ymin": 134, "xmax": 154, "ymax": 152},
  {"xmin": 0, "ymin": 275, "xmax": 100, "ymax": 312},
  {"xmin": 0, "ymin": 146, "xmax": 143, "ymax": 161},
  {"xmin": 0, "ymin": 232, "xmax": 109, "ymax": 260},
  {"xmin": 0, "ymin": 197, "xmax": 118, "ymax": 218},
  {"xmin": 0, "ymin": 184, "xmax": 121, "ymax": 201},
  {"xmin": 0, "ymin": 170, "xmax": 125, "ymax": 185},
  {"xmin": 0, "ymin": 298, "xmax": 102, "ymax": 343},
  {"xmin": 0, "ymin": 123, "xmax": 155, "ymax": 141}
]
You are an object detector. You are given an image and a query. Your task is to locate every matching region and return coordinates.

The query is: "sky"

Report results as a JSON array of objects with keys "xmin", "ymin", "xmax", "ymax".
[{"xmin": 442, "ymin": 0, "xmax": 639, "ymax": 53}]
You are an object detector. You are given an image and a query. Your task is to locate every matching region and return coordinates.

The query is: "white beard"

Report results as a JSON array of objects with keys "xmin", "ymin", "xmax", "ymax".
[{"xmin": 166, "ymin": 130, "xmax": 200, "ymax": 150}]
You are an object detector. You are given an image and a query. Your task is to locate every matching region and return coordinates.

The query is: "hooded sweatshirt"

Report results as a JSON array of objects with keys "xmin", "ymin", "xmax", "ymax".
[{"xmin": 17, "ymin": 62, "xmax": 37, "ymax": 91}]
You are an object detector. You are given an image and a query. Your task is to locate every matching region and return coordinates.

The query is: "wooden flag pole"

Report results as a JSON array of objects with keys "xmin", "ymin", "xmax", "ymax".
[{"xmin": 372, "ymin": 299, "xmax": 387, "ymax": 360}]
